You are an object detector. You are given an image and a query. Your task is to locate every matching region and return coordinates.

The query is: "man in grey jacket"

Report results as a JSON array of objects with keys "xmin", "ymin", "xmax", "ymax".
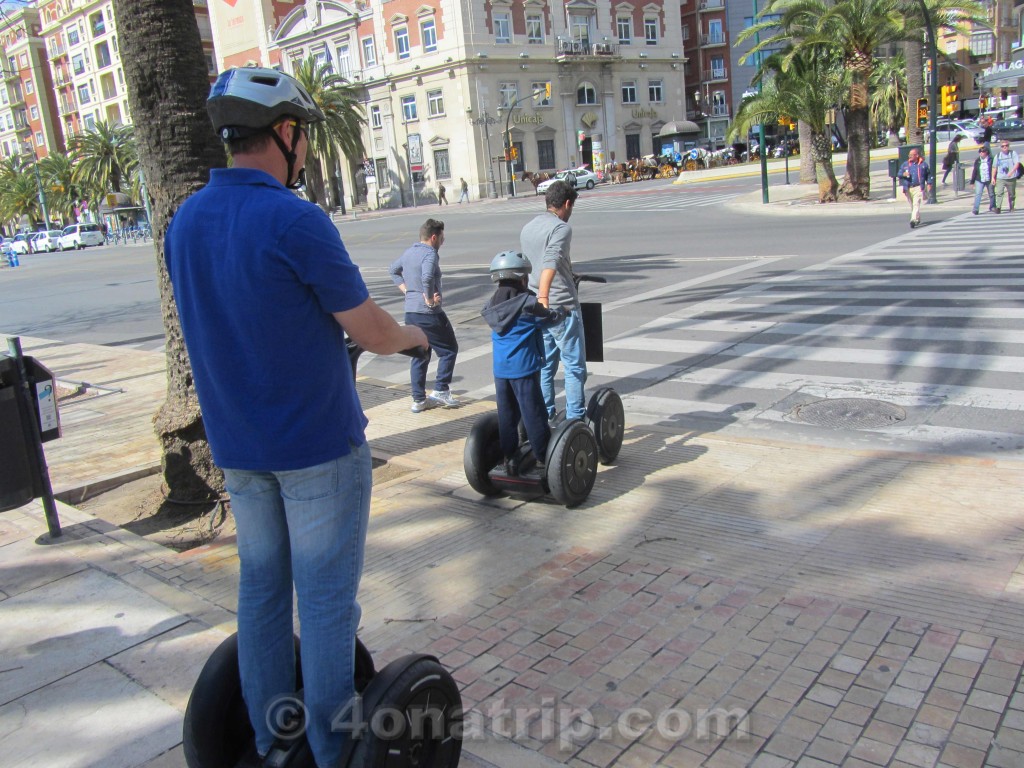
[
  {"xmin": 389, "ymin": 218, "xmax": 459, "ymax": 412},
  {"xmin": 520, "ymin": 180, "xmax": 586, "ymax": 421}
]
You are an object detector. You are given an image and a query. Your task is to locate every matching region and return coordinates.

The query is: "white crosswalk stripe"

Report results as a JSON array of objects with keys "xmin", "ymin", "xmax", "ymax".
[
  {"xmin": 491, "ymin": 190, "xmax": 738, "ymax": 214},
  {"xmin": 596, "ymin": 212, "xmax": 1024, "ymax": 454}
]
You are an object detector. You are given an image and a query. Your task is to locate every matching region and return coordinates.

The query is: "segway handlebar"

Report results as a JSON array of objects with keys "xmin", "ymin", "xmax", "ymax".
[
  {"xmin": 346, "ymin": 337, "xmax": 430, "ymax": 376},
  {"xmin": 573, "ymin": 274, "xmax": 607, "ymax": 288}
]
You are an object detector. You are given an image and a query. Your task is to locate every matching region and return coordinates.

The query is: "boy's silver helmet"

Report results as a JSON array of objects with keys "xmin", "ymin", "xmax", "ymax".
[
  {"xmin": 489, "ymin": 251, "xmax": 532, "ymax": 282},
  {"xmin": 207, "ymin": 67, "xmax": 325, "ymax": 140}
]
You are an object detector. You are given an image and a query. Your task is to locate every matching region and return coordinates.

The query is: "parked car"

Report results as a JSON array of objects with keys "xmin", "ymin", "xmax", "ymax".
[
  {"xmin": 536, "ymin": 168, "xmax": 600, "ymax": 194},
  {"xmin": 928, "ymin": 120, "xmax": 984, "ymax": 145},
  {"xmin": 992, "ymin": 119, "xmax": 1024, "ymax": 143},
  {"xmin": 8, "ymin": 233, "xmax": 32, "ymax": 255},
  {"xmin": 32, "ymin": 229, "xmax": 65, "ymax": 252},
  {"xmin": 58, "ymin": 222, "xmax": 105, "ymax": 250}
]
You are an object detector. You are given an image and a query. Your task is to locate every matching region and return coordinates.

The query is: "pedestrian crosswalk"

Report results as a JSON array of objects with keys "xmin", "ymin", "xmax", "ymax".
[
  {"xmin": 597, "ymin": 211, "xmax": 1024, "ymax": 455},
  {"xmin": 491, "ymin": 189, "xmax": 739, "ymax": 214}
]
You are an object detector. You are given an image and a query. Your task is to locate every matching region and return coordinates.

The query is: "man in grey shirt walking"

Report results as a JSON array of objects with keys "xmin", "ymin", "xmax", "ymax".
[
  {"xmin": 389, "ymin": 218, "xmax": 459, "ymax": 412},
  {"xmin": 520, "ymin": 180, "xmax": 586, "ymax": 421}
]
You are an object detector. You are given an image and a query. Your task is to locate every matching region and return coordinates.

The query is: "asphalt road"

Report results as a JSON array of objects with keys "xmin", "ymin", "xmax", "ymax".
[{"xmin": 5, "ymin": 171, "xmax": 1022, "ymax": 459}]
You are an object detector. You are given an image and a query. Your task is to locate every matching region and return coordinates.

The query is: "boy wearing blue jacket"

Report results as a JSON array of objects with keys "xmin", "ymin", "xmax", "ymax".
[{"xmin": 482, "ymin": 251, "xmax": 566, "ymax": 474}]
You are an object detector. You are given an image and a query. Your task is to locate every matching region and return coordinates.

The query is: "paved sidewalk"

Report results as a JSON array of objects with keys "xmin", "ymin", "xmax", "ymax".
[{"xmin": 5, "ymin": 242, "xmax": 1024, "ymax": 768}]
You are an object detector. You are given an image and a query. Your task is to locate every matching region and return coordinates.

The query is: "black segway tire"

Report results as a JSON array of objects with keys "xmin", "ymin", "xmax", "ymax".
[
  {"xmin": 546, "ymin": 420, "xmax": 598, "ymax": 507},
  {"xmin": 464, "ymin": 411, "xmax": 503, "ymax": 496},
  {"xmin": 341, "ymin": 654, "xmax": 463, "ymax": 767},
  {"xmin": 586, "ymin": 387, "xmax": 624, "ymax": 464},
  {"xmin": 183, "ymin": 634, "xmax": 375, "ymax": 768}
]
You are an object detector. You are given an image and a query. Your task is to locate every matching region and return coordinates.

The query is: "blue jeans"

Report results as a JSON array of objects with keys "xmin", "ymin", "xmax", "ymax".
[
  {"xmin": 974, "ymin": 180, "xmax": 995, "ymax": 213},
  {"xmin": 495, "ymin": 372, "xmax": 551, "ymax": 461},
  {"xmin": 405, "ymin": 311, "xmax": 458, "ymax": 400},
  {"xmin": 541, "ymin": 308, "xmax": 587, "ymax": 420},
  {"xmin": 224, "ymin": 442, "xmax": 371, "ymax": 768}
]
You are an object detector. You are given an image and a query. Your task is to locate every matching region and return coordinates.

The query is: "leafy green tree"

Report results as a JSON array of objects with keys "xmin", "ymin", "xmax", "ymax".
[
  {"xmin": 0, "ymin": 160, "xmax": 42, "ymax": 229},
  {"xmin": 38, "ymin": 152, "xmax": 80, "ymax": 225},
  {"xmin": 730, "ymin": 47, "xmax": 849, "ymax": 202},
  {"xmin": 870, "ymin": 53, "xmax": 907, "ymax": 146},
  {"xmin": 68, "ymin": 120, "xmax": 138, "ymax": 201},
  {"xmin": 292, "ymin": 56, "xmax": 365, "ymax": 211}
]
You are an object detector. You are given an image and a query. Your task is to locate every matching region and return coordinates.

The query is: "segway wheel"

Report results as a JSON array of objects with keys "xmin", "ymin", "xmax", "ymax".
[
  {"xmin": 546, "ymin": 420, "xmax": 598, "ymax": 507},
  {"xmin": 464, "ymin": 411, "xmax": 503, "ymax": 496},
  {"xmin": 586, "ymin": 388, "xmax": 624, "ymax": 464},
  {"xmin": 343, "ymin": 655, "xmax": 463, "ymax": 767}
]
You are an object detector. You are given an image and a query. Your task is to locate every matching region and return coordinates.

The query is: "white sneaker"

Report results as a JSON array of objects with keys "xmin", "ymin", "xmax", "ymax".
[
  {"xmin": 411, "ymin": 399, "xmax": 431, "ymax": 413},
  {"xmin": 428, "ymin": 390, "xmax": 459, "ymax": 408}
]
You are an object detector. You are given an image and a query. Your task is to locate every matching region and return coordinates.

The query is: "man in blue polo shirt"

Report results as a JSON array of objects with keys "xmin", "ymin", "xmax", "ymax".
[{"xmin": 164, "ymin": 67, "xmax": 427, "ymax": 768}]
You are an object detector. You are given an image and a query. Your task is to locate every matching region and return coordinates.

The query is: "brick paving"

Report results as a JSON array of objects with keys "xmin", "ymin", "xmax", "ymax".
[{"xmin": 4, "ymin": 334, "xmax": 1024, "ymax": 767}]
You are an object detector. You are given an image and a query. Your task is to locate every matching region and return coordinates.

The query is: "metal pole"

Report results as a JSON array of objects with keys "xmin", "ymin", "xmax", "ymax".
[
  {"xmin": 504, "ymin": 107, "xmax": 515, "ymax": 197},
  {"xmin": 917, "ymin": 0, "xmax": 938, "ymax": 204},
  {"xmin": 7, "ymin": 337, "xmax": 61, "ymax": 539},
  {"xmin": 28, "ymin": 157, "xmax": 50, "ymax": 228},
  {"xmin": 403, "ymin": 119, "xmax": 417, "ymax": 208},
  {"xmin": 481, "ymin": 112, "xmax": 497, "ymax": 199},
  {"xmin": 753, "ymin": 0, "xmax": 769, "ymax": 203}
]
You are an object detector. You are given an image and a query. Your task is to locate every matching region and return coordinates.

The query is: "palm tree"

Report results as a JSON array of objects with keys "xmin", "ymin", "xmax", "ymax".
[
  {"xmin": 292, "ymin": 56, "xmax": 365, "ymax": 211},
  {"xmin": 112, "ymin": 0, "xmax": 228, "ymax": 501},
  {"xmin": 738, "ymin": 0, "xmax": 985, "ymax": 201},
  {"xmin": 730, "ymin": 47, "xmax": 849, "ymax": 202},
  {"xmin": 870, "ymin": 53, "xmax": 907, "ymax": 146},
  {"xmin": 0, "ymin": 161, "xmax": 42, "ymax": 229},
  {"xmin": 38, "ymin": 152, "xmax": 80, "ymax": 225},
  {"xmin": 67, "ymin": 120, "xmax": 138, "ymax": 201}
]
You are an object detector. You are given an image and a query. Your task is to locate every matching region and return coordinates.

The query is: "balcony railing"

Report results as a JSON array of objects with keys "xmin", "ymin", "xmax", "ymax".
[
  {"xmin": 698, "ymin": 0, "xmax": 724, "ymax": 10},
  {"xmin": 700, "ymin": 34, "xmax": 725, "ymax": 46},
  {"xmin": 556, "ymin": 39, "xmax": 619, "ymax": 57},
  {"xmin": 702, "ymin": 67, "xmax": 728, "ymax": 82},
  {"xmin": 59, "ymin": 100, "xmax": 75, "ymax": 115},
  {"xmin": 48, "ymin": 42, "xmax": 66, "ymax": 60},
  {"xmin": 711, "ymin": 104, "xmax": 729, "ymax": 116}
]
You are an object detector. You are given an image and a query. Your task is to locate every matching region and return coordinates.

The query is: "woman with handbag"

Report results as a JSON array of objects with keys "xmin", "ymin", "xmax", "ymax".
[{"xmin": 941, "ymin": 134, "xmax": 964, "ymax": 185}]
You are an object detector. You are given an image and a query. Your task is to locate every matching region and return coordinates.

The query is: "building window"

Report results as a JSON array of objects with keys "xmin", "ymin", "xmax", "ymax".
[
  {"xmin": 362, "ymin": 36, "xmax": 377, "ymax": 66},
  {"xmin": 90, "ymin": 11, "xmax": 105, "ymax": 36},
  {"xmin": 527, "ymin": 14, "xmax": 544, "ymax": 44},
  {"xmin": 531, "ymin": 81, "xmax": 551, "ymax": 107},
  {"xmin": 537, "ymin": 138, "xmax": 555, "ymax": 169},
  {"xmin": 96, "ymin": 41, "xmax": 111, "ymax": 68},
  {"xmin": 18, "ymin": 52, "xmax": 27, "ymax": 68},
  {"xmin": 401, "ymin": 94, "xmax": 417, "ymax": 121},
  {"xmin": 78, "ymin": 84, "xmax": 91, "ymax": 105},
  {"xmin": 336, "ymin": 44, "xmax": 353, "ymax": 79},
  {"xmin": 67, "ymin": 26, "xmax": 79, "ymax": 46},
  {"xmin": 711, "ymin": 55, "xmax": 725, "ymax": 78},
  {"xmin": 35, "ymin": 131, "xmax": 43, "ymax": 146},
  {"xmin": 621, "ymin": 80, "xmax": 637, "ymax": 104},
  {"xmin": 617, "ymin": 17, "xmax": 631, "ymax": 44},
  {"xmin": 375, "ymin": 157, "xmax": 390, "ymax": 189},
  {"xmin": 494, "ymin": 13, "xmax": 511, "ymax": 44},
  {"xmin": 570, "ymin": 14, "xmax": 591, "ymax": 46},
  {"xmin": 24, "ymin": 79, "xmax": 32, "ymax": 94},
  {"xmin": 644, "ymin": 17, "xmax": 658, "ymax": 45},
  {"xmin": 84, "ymin": 114, "xmax": 96, "ymax": 131},
  {"xmin": 707, "ymin": 19, "xmax": 723, "ymax": 44},
  {"xmin": 434, "ymin": 148, "xmax": 450, "ymax": 179},
  {"xmin": 421, "ymin": 19, "xmax": 437, "ymax": 53},
  {"xmin": 370, "ymin": 104, "xmax": 382, "ymax": 128},
  {"xmin": 395, "ymin": 27, "xmax": 410, "ymax": 59},
  {"xmin": 30, "ymin": 105, "xmax": 38, "ymax": 119},
  {"xmin": 576, "ymin": 81, "xmax": 597, "ymax": 105},
  {"xmin": 72, "ymin": 54, "xmax": 85, "ymax": 75},
  {"xmin": 648, "ymin": 79, "xmax": 663, "ymax": 102},
  {"xmin": 427, "ymin": 89, "xmax": 445, "ymax": 116},
  {"xmin": 498, "ymin": 81, "xmax": 518, "ymax": 109}
]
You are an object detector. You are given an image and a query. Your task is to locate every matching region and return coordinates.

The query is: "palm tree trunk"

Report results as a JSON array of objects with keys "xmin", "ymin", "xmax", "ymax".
[
  {"xmin": 798, "ymin": 121, "xmax": 816, "ymax": 183},
  {"xmin": 303, "ymin": 152, "xmax": 327, "ymax": 210},
  {"xmin": 811, "ymin": 131, "xmax": 839, "ymax": 202},
  {"xmin": 905, "ymin": 39, "xmax": 924, "ymax": 147},
  {"xmin": 839, "ymin": 76, "xmax": 872, "ymax": 200},
  {"xmin": 112, "ymin": 0, "xmax": 227, "ymax": 501}
]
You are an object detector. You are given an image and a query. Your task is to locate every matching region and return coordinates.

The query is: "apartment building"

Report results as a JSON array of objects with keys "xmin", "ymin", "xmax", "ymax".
[
  {"xmin": 680, "ymin": 0, "xmax": 732, "ymax": 147},
  {"xmin": 262, "ymin": 0, "xmax": 688, "ymax": 207},
  {"xmin": 0, "ymin": 4, "xmax": 61, "ymax": 160}
]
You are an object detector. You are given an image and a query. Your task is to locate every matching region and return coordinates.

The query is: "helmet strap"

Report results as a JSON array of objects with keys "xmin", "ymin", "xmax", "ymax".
[{"xmin": 268, "ymin": 122, "xmax": 304, "ymax": 189}]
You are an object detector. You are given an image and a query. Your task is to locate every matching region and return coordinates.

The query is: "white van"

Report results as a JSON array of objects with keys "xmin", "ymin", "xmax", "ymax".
[{"xmin": 58, "ymin": 223, "xmax": 105, "ymax": 250}]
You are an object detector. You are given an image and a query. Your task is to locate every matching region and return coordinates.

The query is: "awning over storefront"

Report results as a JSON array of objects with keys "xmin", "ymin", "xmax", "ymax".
[
  {"xmin": 979, "ymin": 59, "xmax": 1024, "ymax": 90},
  {"xmin": 656, "ymin": 120, "xmax": 701, "ymax": 137}
]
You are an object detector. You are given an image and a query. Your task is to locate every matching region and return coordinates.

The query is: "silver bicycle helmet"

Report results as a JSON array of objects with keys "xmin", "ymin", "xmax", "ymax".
[
  {"xmin": 207, "ymin": 67, "xmax": 325, "ymax": 140},
  {"xmin": 489, "ymin": 251, "xmax": 532, "ymax": 282}
]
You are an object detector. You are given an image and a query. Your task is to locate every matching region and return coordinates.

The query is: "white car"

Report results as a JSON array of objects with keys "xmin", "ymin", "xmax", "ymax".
[
  {"xmin": 536, "ymin": 168, "xmax": 600, "ymax": 194},
  {"xmin": 8, "ymin": 233, "xmax": 32, "ymax": 255},
  {"xmin": 58, "ymin": 222, "xmax": 105, "ymax": 250},
  {"xmin": 928, "ymin": 120, "xmax": 983, "ymax": 145},
  {"xmin": 31, "ymin": 229, "xmax": 65, "ymax": 252}
]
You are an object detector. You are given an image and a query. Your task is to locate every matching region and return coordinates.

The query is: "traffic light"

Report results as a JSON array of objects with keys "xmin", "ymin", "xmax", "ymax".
[
  {"xmin": 980, "ymin": 94, "xmax": 988, "ymax": 109},
  {"xmin": 941, "ymin": 84, "xmax": 958, "ymax": 116},
  {"xmin": 917, "ymin": 97, "xmax": 928, "ymax": 128},
  {"xmin": 510, "ymin": 146, "xmax": 519, "ymax": 160},
  {"xmin": 544, "ymin": 82, "xmax": 551, "ymax": 99},
  {"xmin": 577, "ymin": 130, "xmax": 586, "ymax": 146}
]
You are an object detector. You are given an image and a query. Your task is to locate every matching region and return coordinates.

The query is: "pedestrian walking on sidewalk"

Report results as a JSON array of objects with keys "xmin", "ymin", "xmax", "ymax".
[
  {"xmin": 898, "ymin": 148, "xmax": 931, "ymax": 229},
  {"xmin": 438, "ymin": 182, "xmax": 448, "ymax": 205},
  {"xmin": 164, "ymin": 67, "xmax": 427, "ymax": 768},
  {"xmin": 389, "ymin": 219, "xmax": 460, "ymax": 412},
  {"xmin": 970, "ymin": 145, "xmax": 996, "ymax": 214},
  {"xmin": 941, "ymin": 134, "xmax": 964, "ymax": 185},
  {"xmin": 520, "ymin": 180, "xmax": 587, "ymax": 421},
  {"xmin": 458, "ymin": 177, "xmax": 469, "ymax": 204},
  {"xmin": 992, "ymin": 140, "xmax": 1021, "ymax": 213}
]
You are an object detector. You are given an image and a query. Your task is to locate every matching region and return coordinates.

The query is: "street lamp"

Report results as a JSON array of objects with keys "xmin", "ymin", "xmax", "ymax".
[
  {"xmin": 915, "ymin": 0, "xmax": 939, "ymax": 204},
  {"xmin": 22, "ymin": 150, "xmax": 50, "ymax": 229},
  {"xmin": 752, "ymin": 0, "xmax": 769, "ymax": 204}
]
